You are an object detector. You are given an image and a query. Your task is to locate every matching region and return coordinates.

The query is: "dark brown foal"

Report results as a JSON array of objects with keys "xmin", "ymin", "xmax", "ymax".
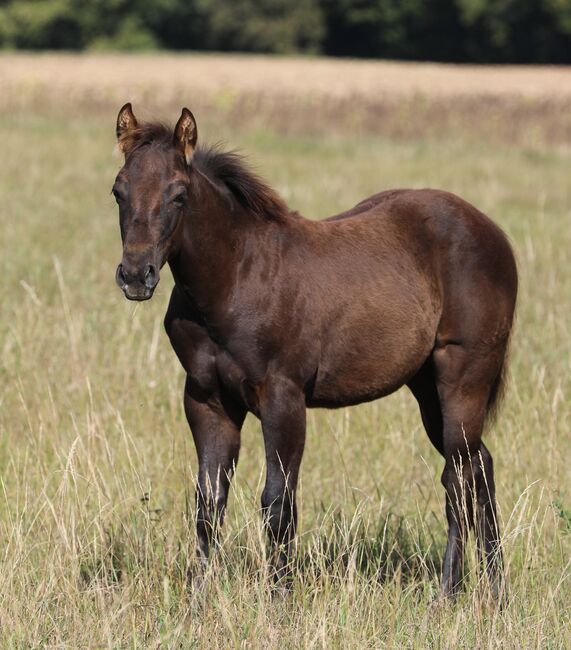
[{"xmin": 112, "ymin": 104, "xmax": 517, "ymax": 597}]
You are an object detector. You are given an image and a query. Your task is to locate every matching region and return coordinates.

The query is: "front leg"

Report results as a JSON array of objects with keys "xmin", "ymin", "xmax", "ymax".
[
  {"xmin": 184, "ymin": 377, "xmax": 246, "ymax": 563},
  {"xmin": 259, "ymin": 377, "xmax": 306, "ymax": 583}
]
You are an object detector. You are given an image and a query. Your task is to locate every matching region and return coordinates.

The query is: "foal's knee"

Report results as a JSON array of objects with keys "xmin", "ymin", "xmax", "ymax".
[{"xmin": 196, "ymin": 482, "xmax": 228, "ymax": 525}]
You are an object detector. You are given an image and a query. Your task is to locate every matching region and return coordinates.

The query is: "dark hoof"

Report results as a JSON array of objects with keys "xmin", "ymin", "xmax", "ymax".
[
  {"xmin": 270, "ymin": 577, "xmax": 294, "ymax": 600},
  {"xmin": 430, "ymin": 589, "xmax": 457, "ymax": 609},
  {"xmin": 482, "ymin": 579, "xmax": 509, "ymax": 610},
  {"xmin": 186, "ymin": 560, "xmax": 210, "ymax": 595}
]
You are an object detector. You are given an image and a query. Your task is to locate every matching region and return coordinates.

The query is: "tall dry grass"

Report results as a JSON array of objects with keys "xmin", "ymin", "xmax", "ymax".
[{"xmin": 0, "ymin": 55, "xmax": 570, "ymax": 647}]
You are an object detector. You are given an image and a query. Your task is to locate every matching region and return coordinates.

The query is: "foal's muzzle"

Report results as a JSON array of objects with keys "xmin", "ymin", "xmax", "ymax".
[{"xmin": 115, "ymin": 262, "xmax": 159, "ymax": 301}]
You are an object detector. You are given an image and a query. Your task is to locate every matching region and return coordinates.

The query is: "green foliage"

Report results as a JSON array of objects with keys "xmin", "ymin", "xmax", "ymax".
[
  {"xmin": 0, "ymin": 0, "xmax": 85, "ymax": 49},
  {"xmin": 319, "ymin": 0, "xmax": 571, "ymax": 62},
  {"xmin": 89, "ymin": 15, "xmax": 157, "ymax": 51},
  {"xmin": 553, "ymin": 498, "xmax": 571, "ymax": 533},
  {"xmin": 457, "ymin": 0, "xmax": 571, "ymax": 62},
  {"xmin": 319, "ymin": 0, "xmax": 466, "ymax": 60},
  {"xmin": 200, "ymin": 0, "xmax": 324, "ymax": 54},
  {"xmin": 0, "ymin": 0, "xmax": 570, "ymax": 61}
]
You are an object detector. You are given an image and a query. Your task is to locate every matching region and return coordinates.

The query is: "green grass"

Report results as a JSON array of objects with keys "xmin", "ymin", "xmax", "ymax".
[{"xmin": 0, "ymin": 110, "xmax": 570, "ymax": 648}]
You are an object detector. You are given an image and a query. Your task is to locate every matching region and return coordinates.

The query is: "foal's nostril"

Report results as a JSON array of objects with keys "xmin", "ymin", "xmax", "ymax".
[
  {"xmin": 115, "ymin": 264, "xmax": 127, "ymax": 288},
  {"xmin": 144, "ymin": 264, "xmax": 158, "ymax": 288}
]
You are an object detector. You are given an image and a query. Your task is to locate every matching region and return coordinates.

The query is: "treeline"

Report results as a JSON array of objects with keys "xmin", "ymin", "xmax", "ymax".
[{"xmin": 1, "ymin": 0, "xmax": 571, "ymax": 63}]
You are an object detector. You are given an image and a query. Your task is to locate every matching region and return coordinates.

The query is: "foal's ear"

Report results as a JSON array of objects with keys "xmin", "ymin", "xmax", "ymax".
[
  {"xmin": 116, "ymin": 103, "xmax": 138, "ymax": 153},
  {"xmin": 173, "ymin": 108, "xmax": 198, "ymax": 165}
]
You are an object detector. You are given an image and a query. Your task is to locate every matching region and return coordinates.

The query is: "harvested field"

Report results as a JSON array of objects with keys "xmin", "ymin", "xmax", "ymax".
[{"xmin": 2, "ymin": 53, "xmax": 571, "ymax": 144}]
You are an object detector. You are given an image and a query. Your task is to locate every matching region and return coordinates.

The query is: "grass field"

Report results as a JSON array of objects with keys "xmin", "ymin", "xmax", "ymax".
[{"xmin": 0, "ymin": 54, "xmax": 570, "ymax": 648}]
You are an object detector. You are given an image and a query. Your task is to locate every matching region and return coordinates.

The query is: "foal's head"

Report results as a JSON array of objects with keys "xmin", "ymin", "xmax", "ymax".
[{"xmin": 113, "ymin": 103, "xmax": 197, "ymax": 300}]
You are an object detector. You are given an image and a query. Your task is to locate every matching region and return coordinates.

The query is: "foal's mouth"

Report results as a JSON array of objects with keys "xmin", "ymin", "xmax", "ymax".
[{"xmin": 121, "ymin": 283, "xmax": 156, "ymax": 301}]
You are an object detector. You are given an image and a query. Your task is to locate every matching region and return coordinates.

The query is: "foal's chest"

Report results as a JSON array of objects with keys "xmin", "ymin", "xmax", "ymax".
[{"xmin": 167, "ymin": 314, "xmax": 249, "ymax": 404}]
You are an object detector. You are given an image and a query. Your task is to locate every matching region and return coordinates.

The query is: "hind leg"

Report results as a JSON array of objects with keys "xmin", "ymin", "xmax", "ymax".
[
  {"xmin": 409, "ymin": 360, "xmax": 470, "ymax": 593},
  {"xmin": 408, "ymin": 359, "xmax": 471, "ymax": 593},
  {"xmin": 475, "ymin": 442, "xmax": 504, "ymax": 598},
  {"xmin": 409, "ymin": 348, "xmax": 505, "ymax": 597},
  {"xmin": 433, "ymin": 343, "xmax": 504, "ymax": 597},
  {"xmin": 408, "ymin": 358, "xmax": 444, "ymax": 455}
]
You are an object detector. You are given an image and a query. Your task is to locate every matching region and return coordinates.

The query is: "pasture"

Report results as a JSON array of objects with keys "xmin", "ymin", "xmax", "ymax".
[{"xmin": 0, "ymin": 54, "xmax": 570, "ymax": 647}]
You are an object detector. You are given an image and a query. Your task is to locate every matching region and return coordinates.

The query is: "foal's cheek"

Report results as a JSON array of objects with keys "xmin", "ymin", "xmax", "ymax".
[
  {"xmin": 162, "ymin": 210, "xmax": 182, "ymax": 245},
  {"xmin": 154, "ymin": 212, "xmax": 177, "ymax": 262}
]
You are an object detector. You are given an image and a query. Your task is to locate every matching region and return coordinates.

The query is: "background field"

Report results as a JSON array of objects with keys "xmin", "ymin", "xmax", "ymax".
[{"xmin": 0, "ymin": 54, "xmax": 570, "ymax": 648}]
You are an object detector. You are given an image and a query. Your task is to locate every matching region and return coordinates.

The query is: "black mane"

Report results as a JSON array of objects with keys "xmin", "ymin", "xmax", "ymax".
[{"xmin": 120, "ymin": 122, "xmax": 290, "ymax": 221}]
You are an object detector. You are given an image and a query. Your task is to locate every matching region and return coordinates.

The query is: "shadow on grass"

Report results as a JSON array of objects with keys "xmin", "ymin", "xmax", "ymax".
[
  {"xmin": 77, "ymin": 508, "xmax": 443, "ymax": 592},
  {"xmin": 296, "ymin": 511, "xmax": 443, "ymax": 586}
]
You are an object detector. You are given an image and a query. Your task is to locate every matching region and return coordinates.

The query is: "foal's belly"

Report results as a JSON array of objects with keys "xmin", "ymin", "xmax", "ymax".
[
  {"xmin": 308, "ymin": 310, "xmax": 437, "ymax": 408},
  {"xmin": 308, "ymin": 356, "xmax": 426, "ymax": 408}
]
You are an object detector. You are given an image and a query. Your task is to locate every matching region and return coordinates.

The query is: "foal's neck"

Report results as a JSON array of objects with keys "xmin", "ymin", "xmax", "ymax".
[{"xmin": 168, "ymin": 168, "xmax": 281, "ymax": 321}]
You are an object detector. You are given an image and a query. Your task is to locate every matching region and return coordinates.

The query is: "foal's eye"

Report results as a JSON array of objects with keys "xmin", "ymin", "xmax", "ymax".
[
  {"xmin": 172, "ymin": 193, "xmax": 186, "ymax": 207},
  {"xmin": 112, "ymin": 189, "xmax": 124, "ymax": 203}
]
